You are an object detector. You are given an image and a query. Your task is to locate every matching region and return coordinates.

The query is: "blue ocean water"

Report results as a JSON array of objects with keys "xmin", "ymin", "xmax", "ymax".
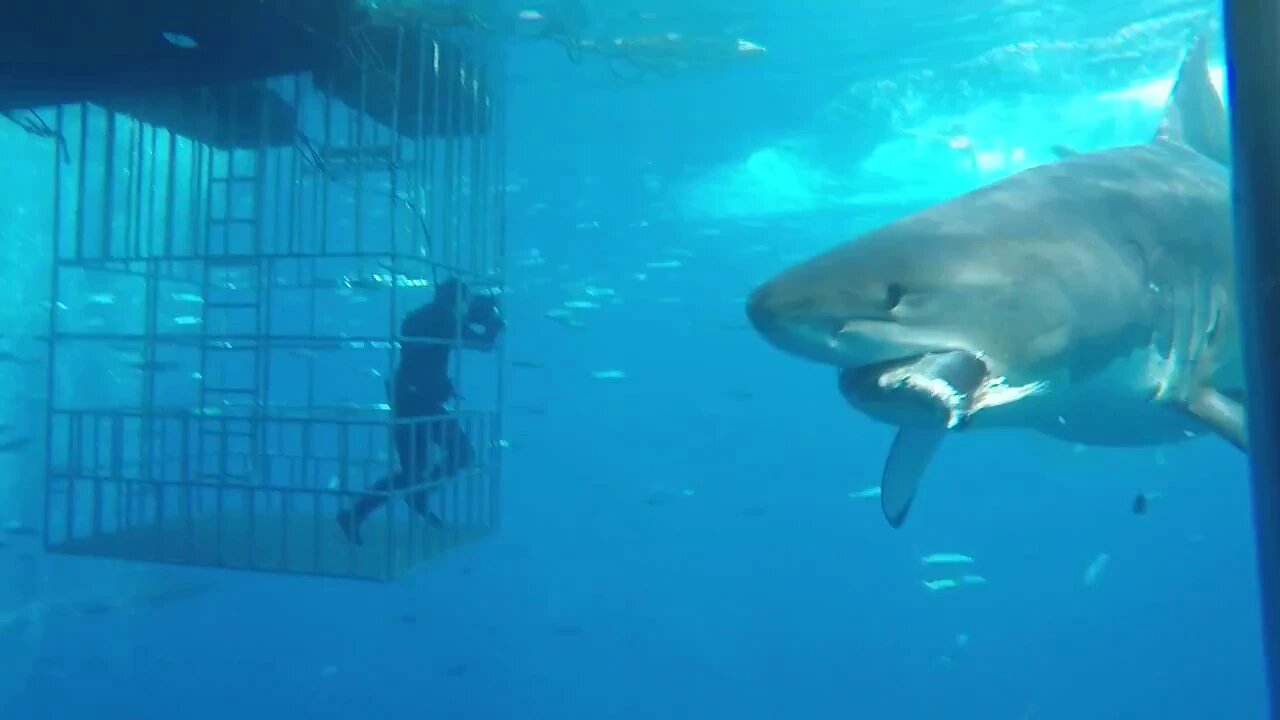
[{"xmin": 0, "ymin": 1, "xmax": 1269, "ymax": 718}]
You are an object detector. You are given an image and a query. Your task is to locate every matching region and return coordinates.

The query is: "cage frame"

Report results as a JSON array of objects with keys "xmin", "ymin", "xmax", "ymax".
[{"xmin": 38, "ymin": 19, "xmax": 508, "ymax": 582}]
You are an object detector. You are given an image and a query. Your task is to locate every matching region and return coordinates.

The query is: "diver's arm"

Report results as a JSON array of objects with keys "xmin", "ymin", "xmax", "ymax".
[
  {"xmin": 462, "ymin": 316, "xmax": 503, "ymax": 351},
  {"xmin": 462, "ymin": 296, "xmax": 504, "ymax": 351}
]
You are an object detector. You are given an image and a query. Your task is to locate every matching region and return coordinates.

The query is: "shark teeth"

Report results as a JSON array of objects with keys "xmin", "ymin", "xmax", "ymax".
[
  {"xmin": 972, "ymin": 375, "xmax": 1050, "ymax": 412},
  {"xmin": 876, "ymin": 353, "xmax": 1050, "ymax": 429},
  {"xmin": 878, "ymin": 368, "xmax": 971, "ymax": 428}
]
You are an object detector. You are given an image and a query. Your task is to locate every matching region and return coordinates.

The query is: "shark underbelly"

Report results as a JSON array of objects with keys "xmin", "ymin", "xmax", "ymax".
[
  {"xmin": 1025, "ymin": 357, "xmax": 1204, "ymax": 447},
  {"xmin": 968, "ymin": 331, "xmax": 1240, "ymax": 446}
]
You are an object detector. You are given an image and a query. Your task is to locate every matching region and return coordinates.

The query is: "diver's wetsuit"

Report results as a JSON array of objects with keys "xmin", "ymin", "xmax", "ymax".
[{"xmin": 338, "ymin": 282, "xmax": 502, "ymax": 544}]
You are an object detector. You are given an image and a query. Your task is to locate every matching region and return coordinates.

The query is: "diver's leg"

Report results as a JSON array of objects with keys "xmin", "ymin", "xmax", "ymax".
[
  {"xmin": 337, "ymin": 421, "xmax": 413, "ymax": 544},
  {"xmin": 403, "ymin": 416, "xmax": 440, "ymax": 525},
  {"xmin": 405, "ymin": 414, "xmax": 471, "ymax": 529},
  {"xmin": 430, "ymin": 414, "xmax": 475, "ymax": 480}
]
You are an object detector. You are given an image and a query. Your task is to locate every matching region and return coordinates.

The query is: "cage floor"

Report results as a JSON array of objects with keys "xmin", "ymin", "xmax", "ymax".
[{"xmin": 47, "ymin": 510, "xmax": 492, "ymax": 582}]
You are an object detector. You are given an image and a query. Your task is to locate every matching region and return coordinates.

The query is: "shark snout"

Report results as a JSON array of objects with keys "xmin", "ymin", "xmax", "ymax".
[
  {"xmin": 746, "ymin": 280, "xmax": 823, "ymax": 339},
  {"xmin": 745, "ymin": 282, "xmax": 781, "ymax": 335},
  {"xmin": 746, "ymin": 280, "xmax": 840, "ymax": 363},
  {"xmin": 748, "ymin": 276, "xmax": 939, "ymax": 368}
]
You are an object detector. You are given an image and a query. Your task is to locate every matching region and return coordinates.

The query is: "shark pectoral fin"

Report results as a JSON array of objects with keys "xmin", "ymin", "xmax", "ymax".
[
  {"xmin": 1185, "ymin": 388, "xmax": 1248, "ymax": 451},
  {"xmin": 1050, "ymin": 144, "xmax": 1080, "ymax": 158},
  {"xmin": 881, "ymin": 427, "xmax": 946, "ymax": 528}
]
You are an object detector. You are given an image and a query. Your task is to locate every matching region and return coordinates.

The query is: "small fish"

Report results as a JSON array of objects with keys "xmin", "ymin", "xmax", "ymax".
[
  {"xmin": 1083, "ymin": 552, "xmax": 1110, "ymax": 587},
  {"xmin": 0, "ymin": 351, "xmax": 36, "ymax": 366},
  {"xmin": 1132, "ymin": 493, "xmax": 1148, "ymax": 515},
  {"xmin": 848, "ymin": 486, "xmax": 881, "ymax": 499},
  {"xmin": 77, "ymin": 601, "xmax": 116, "ymax": 616},
  {"xmin": 645, "ymin": 260, "xmax": 683, "ymax": 269},
  {"xmin": 591, "ymin": 370, "xmax": 626, "ymax": 380},
  {"xmin": 1132, "ymin": 490, "xmax": 1162, "ymax": 515},
  {"xmin": 921, "ymin": 553, "xmax": 974, "ymax": 566},
  {"xmin": 642, "ymin": 489, "xmax": 679, "ymax": 506},
  {"xmin": 136, "ymin": 582, "xmax": 212, "ymax": 608},
  {"xmin": 161, "ymin": 31, "xmax": 199, "ymax": 49},
  {"xmin": 0, "ymin": 438, "xmax": 32, "ymax": 454},
  {"xmin": 923, "ymin": 578, "xmax": 959, "ymax": 592},
  {"xmin": 3, "ymin": 520, "xmax": 37, "ymax": 536},
  {"xmin": 544, "ymin": 310, "xmax": 585, "ymax": 329},
  {"xmin": 563, "ymin": 300, "xmax": 600, "ymax": 310}
]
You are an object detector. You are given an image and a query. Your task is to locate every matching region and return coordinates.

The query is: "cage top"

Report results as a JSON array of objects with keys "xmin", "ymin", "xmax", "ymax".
[
  {"xmin": 0, "ymin": 0, "xmax": 356, "ymax": 105},
  {"xmin": 1, "ymin": 0, "xmax": 497, "ymax": 147}
]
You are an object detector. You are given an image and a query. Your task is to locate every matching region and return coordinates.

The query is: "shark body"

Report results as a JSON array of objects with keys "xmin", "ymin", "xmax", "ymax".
[{"xmin": 745, "ymin": 34, "xmax": 1242, "ymax": 527}]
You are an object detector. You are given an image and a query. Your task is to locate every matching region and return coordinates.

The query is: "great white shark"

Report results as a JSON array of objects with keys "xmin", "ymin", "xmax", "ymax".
[{"xmin": 745, "ymin": 34, "xmax": 1242, "ymax": 528}]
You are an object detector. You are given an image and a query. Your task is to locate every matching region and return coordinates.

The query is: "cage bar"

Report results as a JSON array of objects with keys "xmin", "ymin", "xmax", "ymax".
[
  {"xmin": 1223, "ymin": 3, "xmax": 1280, "ymax": 716},
  {"xmin": 39, "ymin": 15, "xmax": 506, "ymax": 582}
]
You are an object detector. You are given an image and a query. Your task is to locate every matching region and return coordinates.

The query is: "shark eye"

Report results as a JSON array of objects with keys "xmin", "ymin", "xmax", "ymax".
[{"xmin": 885, "ymin": 282, "xmax": 906, "ymax": 311}]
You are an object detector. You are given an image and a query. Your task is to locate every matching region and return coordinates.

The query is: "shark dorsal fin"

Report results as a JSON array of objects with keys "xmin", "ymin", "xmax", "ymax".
[{"xmin": 1154, "ymin": 33, "xmax": 1230, "ymax": 165}]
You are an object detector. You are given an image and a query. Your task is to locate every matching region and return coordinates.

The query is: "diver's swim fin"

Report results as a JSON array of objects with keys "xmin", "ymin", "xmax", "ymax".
[{"xmin": 880, "ymin": 426, "xmax": 945, "ymax": 528}]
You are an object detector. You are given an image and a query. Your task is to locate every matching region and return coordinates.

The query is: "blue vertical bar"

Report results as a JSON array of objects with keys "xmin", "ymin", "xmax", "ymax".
[
  {"xmin": 1223, "ymin": 3, "xmax": 1280, "ymax": 718},
  {"xmin": 45, "ymin": 104, "xmax": 65, "ymax": 550}
]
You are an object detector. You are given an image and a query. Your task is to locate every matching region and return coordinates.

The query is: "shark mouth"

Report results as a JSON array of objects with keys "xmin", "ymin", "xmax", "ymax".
[
  {"xmin": 839, "ymin": 350, "xmax": 1051, "ymax": 430},
  {"xmin": 839, "ymin": 351, "xmax": 993, "ymax": 429}
]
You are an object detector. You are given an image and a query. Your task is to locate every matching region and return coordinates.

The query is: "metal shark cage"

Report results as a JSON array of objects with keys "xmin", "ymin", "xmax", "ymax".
[{"xmin": 39, "ymin": 23, "xmax": 507, "ymax": 581}]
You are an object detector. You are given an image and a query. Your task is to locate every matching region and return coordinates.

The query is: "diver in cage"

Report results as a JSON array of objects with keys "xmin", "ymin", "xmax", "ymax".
[{"xmin": 337, "ymin": 277, "xmax": 504, "ymax": 544}]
